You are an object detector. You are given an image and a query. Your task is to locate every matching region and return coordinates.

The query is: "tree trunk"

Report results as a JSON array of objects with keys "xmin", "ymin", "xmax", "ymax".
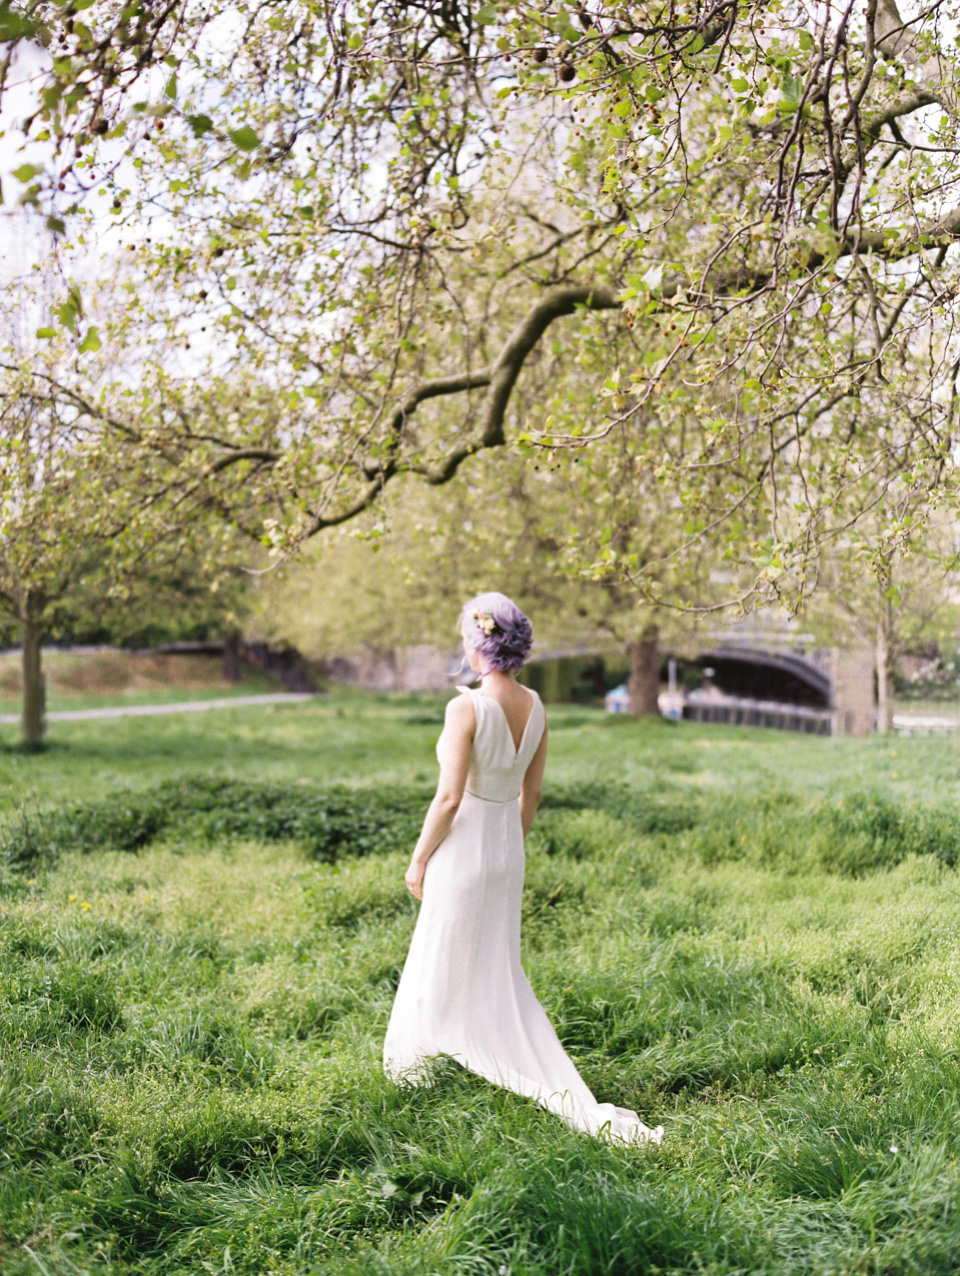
[
  {"xmin": 876, "ymin": 595, "xmax": 894, "ymax": 733},
  {"xmin": 21, "ymin": 592, "xmax": 47, "ymax": 750},
  {"xmin": 222, "ymin": 630, "xmax": 243, "ymax": 683},
  {"xmin": 626, "ymin": 624, "xmax": 661, "ymax": 716}
]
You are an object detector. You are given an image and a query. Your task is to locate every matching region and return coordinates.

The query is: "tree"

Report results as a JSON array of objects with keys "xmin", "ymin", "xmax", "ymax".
[
  {"xmin": 2, "ymin": 0, "xmax": 960, "ymax": 611},
  {"xmin": 804, "ymin": 499, "xmax": 960, "ymax": 731},
  {"xmin": 0, "ymin": 343, "xmax": 247, "ymax": 748},
  {"xmin": 0, "ymin": 206, "xmax": 266, "ymax": 746},
  {"xmin": 1, "ymin": 361, "xmax": 129, "ymax": 745},
  {"xmin": 249, "ymin": 367, "xmax": 744, "ymax": 716}
]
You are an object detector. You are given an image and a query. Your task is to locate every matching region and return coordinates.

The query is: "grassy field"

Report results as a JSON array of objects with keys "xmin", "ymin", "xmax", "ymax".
[{"xmin": 3, "ymin": 695, "xmax": 960, "ymax": 1274}]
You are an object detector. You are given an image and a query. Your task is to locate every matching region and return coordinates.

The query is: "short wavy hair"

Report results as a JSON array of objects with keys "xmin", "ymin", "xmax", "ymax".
[{"xmin": 460, "ymin": 591, "xmax": 533, "ymax": 673}]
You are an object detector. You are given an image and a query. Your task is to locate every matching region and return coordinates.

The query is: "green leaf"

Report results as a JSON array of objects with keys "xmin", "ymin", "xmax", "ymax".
[
  {"xmin": 477, "ymin": 3, "xmax": 496, "ymax": 23},
  {"xmin": 347, "ymin": 31, "xmax": 363, "ymax": 50},
  {"xmin": 0, "ymin": 5, "xmax": 38, "ymax": 39},
  {"xmin": 45, "ymin": 216, "xmax": 66, "ymax": 235},
  {"xmin": 228, "ymin": 126, "xmax": 260, "ymax": 152},
  {"xmin": 35, "ymin": 327, "xmax": 56, "ymax": 339},
  {"xmin": 165, "ymin": 74, "xmax": 178, "ymax": 100},
  {"xmin": 78, "ymin": 326, "xmax": 102, "ymax": 354},
  {"xmin": 56, "ymin": 286, "xmax": 83, "ymax": 333},
  {"xmin": 781, "ymin": 74, "xmax": 803, "ymax": 106},
  {"xmin": 188, "ymin": 113, "xmax": 213, "ymax": 138},
  {"xmin": 11, "ymin": 163, "xmax": 42, "ymax": 183}
]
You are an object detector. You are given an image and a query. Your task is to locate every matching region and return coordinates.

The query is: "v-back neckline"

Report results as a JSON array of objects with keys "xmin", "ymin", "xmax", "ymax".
[{"xmin": 476, "ymin": 687, "xmax": 536, "ymax": 757}]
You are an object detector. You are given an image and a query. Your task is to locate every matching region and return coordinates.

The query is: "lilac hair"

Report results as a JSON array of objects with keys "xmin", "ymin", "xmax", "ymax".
[{"xmin": 460, "ymin": 591, "xmax": 533, "ymax": 673}]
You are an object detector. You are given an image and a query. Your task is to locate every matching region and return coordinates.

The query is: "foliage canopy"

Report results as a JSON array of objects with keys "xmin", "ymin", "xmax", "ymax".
[{"xmin": 3, "ymin": 0, "xmax": 960, "ymax": 609}]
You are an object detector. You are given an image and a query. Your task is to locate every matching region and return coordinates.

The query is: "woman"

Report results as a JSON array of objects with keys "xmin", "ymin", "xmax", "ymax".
[{"xmin": 383, "ymin": 591, "xmax": 663, "ymax": 1145}]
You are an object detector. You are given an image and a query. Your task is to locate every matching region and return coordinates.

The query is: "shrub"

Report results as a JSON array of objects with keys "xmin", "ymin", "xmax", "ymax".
[
  {"xmin": 2, "ymin": 777, "xmax": 698, "ymax": 870},
  {"xmin": 4, "ymin": 774, "xmax": 958, "ymax": 882},
  {"xmin": 542, "ymin": 781, "xmax": 703, "ymax": 835},
  {"xmin": 823, "ymin": 792, "xmax": 960, "ymax": 874},
  {"xmin": 0, "ymin": 778, "xmax": 431, "ymax": 869},
  {"xmin": 684, "ymin": 789, "xmax": 960, "ymax": 877}
]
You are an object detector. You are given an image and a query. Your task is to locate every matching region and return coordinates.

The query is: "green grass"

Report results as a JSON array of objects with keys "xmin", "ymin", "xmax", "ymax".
[
  {"xmin": 3, "ymin": 694, "xmax": 960, "ymax": 1273},
  {"xmin": 3, "ymin": 688, "xmax": 960, "ymax": 813}
]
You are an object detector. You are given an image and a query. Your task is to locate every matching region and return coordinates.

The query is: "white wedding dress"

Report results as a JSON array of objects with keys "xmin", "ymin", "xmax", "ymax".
[{"xmin": 383, "ymin": 685, "xmax": 663, "ymax": 1145}]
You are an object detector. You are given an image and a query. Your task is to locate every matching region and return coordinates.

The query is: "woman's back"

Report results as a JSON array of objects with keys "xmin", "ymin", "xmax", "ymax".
[
  {"xmin": 477, "ymin": 680, "xmax": 536, "ymax": 751},
  {"xmin": 441, "ymin": 685, "xmax": 543, "ymax": 804}
]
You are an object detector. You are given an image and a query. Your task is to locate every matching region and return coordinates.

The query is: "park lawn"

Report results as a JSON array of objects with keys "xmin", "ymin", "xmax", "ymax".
[
  {"xmin": 2, "ymin": 697, "xmax": 960, "ymax": 1273},
  {"xmin": 3, "ymin": 689, "xmax": 960, "ymax": 814}
]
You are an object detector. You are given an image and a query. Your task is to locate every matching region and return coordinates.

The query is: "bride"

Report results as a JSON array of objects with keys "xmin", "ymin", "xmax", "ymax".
[{"xmin": 383, "ymin": 591, "xmax": 663, "ymax": 1146}]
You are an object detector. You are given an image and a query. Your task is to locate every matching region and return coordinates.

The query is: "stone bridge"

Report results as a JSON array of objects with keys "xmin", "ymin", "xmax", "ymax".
[{"xmin": 684, "ymin": 645, "xmax": 873, "ymax": 736}]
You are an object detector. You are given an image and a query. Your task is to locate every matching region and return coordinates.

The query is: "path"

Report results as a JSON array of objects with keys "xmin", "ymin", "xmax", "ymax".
[
  {"xmin": 0, "ymin": 692, "xmax": 315, "ymax": 726},
  {"xmin": 892, "ymin": 710, "xmax": 960, "ymax": 734},
  {"xmin": 1, "ymin": 693, "xmax": 956, "ymax": 732}
]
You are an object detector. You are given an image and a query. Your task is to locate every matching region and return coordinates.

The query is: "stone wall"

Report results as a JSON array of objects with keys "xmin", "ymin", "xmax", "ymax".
[
  {"xmin": 830, "ymin": 645, "xmax": 875, "ymax": 736},
  {"xmin": 322, "ymin": 645, "xmax": 453, "ymax": 693}
]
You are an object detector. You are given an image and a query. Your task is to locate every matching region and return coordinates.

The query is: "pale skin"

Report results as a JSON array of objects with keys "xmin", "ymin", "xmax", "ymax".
[{"xmin": 403, "ymin": 631, "xmax": 549, "ymax": 902}]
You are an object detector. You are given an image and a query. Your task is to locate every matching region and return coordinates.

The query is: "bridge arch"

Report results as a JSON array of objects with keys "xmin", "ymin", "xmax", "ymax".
[{"xmin": 698, "ymin": 647, "xmax": 831, "ymax": 709}]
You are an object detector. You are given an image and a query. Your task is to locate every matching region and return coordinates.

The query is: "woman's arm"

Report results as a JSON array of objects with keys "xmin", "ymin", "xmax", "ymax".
[
  {"xmin": 520, "ymin": 722, "xmax": 548, "ymax": 839},
  {"xmin": 404, "ymin": 694, "xmax": 474, "ymax": 901}
]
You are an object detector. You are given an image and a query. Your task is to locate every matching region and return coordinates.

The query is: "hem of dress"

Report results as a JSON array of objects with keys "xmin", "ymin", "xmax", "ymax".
[{"xmin": 383, "ymin": 1052, "xmax": 663, "ymax": 1145}]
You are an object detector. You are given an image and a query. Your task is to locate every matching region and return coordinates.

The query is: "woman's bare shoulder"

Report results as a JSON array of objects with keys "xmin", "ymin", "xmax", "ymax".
[
  {"xmin": 523, "ymin": 684, "xmax": 546, "ymax": 716},
  {"xmin": 445, "ymin": 689, "xmax": 476, "ymax": 729}
]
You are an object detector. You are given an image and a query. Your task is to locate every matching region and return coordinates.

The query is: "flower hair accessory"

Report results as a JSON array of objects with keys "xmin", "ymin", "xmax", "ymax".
[{"xmin": 471, "ymin": 608, "xmax": 501, "ymax": 637}]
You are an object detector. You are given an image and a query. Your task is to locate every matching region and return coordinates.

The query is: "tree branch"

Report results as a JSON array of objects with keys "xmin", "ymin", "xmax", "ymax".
[
  {"xmin": 874, "ymin": 0, "xmax": 957, "ymax": 117},
  {"xmin": 207, "ymin": 448, "xmax": 283, "ymax": 475},
  {"xmin": 302, "ymin": 285, "xmax": 619, "ymax": 536},
  {"xmin": 362, "ymin": 368, "xmax": 493, "ymax": 479},
  {"xmin": 413, "ymin": 285, "xmax": 619, "ymax": 485}
]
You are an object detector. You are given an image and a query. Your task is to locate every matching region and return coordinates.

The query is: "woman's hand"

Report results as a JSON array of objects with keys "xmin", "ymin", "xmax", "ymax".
[{"xmin": 405, "ymin": 858, "xmax": 426, "ymax": 901}]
